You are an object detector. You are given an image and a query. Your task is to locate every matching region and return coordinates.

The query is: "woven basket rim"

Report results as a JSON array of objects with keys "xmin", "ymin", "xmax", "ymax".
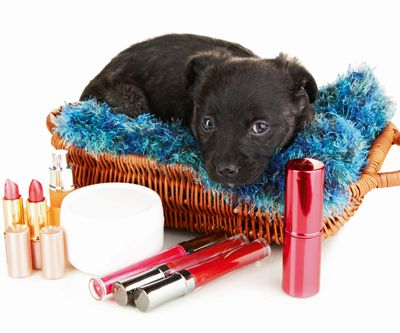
[
  {"xmin": 47, "ymin": 107, "xmax": 399, "ymax": 193},
  {"xmin": 46, "ymin": 107, "xmax": 400, "ymax": 242}
]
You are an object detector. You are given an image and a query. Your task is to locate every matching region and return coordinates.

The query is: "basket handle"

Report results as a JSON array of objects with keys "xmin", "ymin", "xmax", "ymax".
[
  {"xmin": 374, "ymin": 126, "xmax": 400, "ymax": 189},
  {"xmin": 46, "ymin": 108, "xmax": 67, "ymax": 149},
  {"xmin": 46, "ymin": 108, "xmax": 61, "ymax": 134},
  {"xmin": 351, "ymin": 123, "xmax": 400, "ymax": 197}
]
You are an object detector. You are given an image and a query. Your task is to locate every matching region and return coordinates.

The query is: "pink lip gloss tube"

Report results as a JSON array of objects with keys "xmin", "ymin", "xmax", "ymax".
[
  {"xmin": 282, "ymin": 158, "xmax": 325, "ymax": 298},
  {"xmin": 134, "ymin": 238, "xmax": 271, "ymax": 312},
  {"xmin": 112, "ymin": 233, "xmax": 248, "ymax": 306},
  {"xmin": 88, "ymin": 231, "xmax": 227, "ymax": 300}
]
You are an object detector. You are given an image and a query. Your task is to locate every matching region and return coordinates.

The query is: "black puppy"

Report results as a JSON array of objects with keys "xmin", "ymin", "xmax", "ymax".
[{"xmin": 81, "ymin": 34, "xmax": 317, "ymax": 187}]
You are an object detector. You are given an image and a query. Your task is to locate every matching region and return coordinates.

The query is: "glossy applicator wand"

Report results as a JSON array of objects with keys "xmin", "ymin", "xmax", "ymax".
[
  {"xmin": 134, "ymin": 238, "xmax": 271, "ymax": 312},
  {"xmin": 113, "ymin": 233, "xmax": 248, "ymax": 306},
  {"xmin": 2, "ymin": 179, "xmax": 25, "ymax": 233},
  {"xmin": 89, "ymin": 231, "xmax": 228, "ymax": 301},
  {"xmin": 26, "ymin": 179, "xmax": 49, "ymax": 269}
]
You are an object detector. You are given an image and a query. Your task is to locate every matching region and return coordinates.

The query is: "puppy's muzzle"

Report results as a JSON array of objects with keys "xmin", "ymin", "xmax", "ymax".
[{"xmin": 216, "ymin": 163, "xmax": 239, "ymax": 178}]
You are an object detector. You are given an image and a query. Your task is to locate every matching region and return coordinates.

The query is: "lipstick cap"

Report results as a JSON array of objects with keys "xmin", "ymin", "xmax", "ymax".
[
  {"xmin": 113, "ymin": 264, "xmax": 170, "ymax": 306},
  {"xmin": 283, "ymin": 158, "xmax": 325, "ymax": 298},
  {"xmin": 4, "ymin": 224, "xmax": 32, "ymax": 278},
  {"xmin": 40, "ymin": 226, "xmax": 65, "ymax": 279},
  {"xmin": 284, "ymin": 158, "xmax": 325, "ymax": 236},
  {"xmin": 134, "ymin": 270, "xmax": 195, "ymax": 312}
]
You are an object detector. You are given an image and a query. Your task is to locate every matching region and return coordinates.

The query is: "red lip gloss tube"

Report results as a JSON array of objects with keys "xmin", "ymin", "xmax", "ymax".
[
  {"xmin": 89, "ymin": 231, "xmax": 227, "ymax": 300},
  {"xmin": 134, "ymin": 238, "xmax": 271, "ymax": 312},
  {"xmin": 282, "ymin": 158, "xmax": 325, "ymax": 298},
  {"xmin": 112, "ymin": 233, "xmax": 248, "ymax": 306}
]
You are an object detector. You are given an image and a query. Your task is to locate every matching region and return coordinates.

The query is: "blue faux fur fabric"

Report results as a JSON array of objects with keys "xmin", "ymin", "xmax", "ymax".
[{"xmin": 55, "ymin": 65, "xmax": 395, "ymax": 217}]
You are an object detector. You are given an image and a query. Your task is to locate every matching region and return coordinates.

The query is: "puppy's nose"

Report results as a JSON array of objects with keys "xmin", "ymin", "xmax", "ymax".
[{"xmin": 216, "ymin": 163, "xmax": 239, "ymax": 177}]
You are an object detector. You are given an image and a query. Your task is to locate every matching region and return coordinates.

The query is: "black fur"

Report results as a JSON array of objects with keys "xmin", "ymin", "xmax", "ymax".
[{"xmin": 81, "ymin": 34, "xmax": 317, "ymax": 186}]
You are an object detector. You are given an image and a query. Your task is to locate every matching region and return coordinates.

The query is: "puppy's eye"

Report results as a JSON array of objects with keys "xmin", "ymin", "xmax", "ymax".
[
  {"xmin": 201, "ymin": 117, "xmax": 215, "ymax": 131},
  {"xmin": 251, "ymin": 121, "xmax": 269, "ymax": 135}
]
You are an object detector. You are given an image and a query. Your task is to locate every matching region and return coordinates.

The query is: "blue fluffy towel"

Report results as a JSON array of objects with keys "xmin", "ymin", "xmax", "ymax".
[{"xmin": 55, "ymin": 65, "xmax": 395, "ymax": 217}]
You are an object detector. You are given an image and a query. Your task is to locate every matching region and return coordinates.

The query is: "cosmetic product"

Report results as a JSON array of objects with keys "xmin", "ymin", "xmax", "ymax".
[
  {"xmin": 26, "ymin": 179, "xmax": 48, "ymax": 270},
  {"xmin": 40, "ymin": 226, "xmax": 66, "ymax": 279},
  {"xmin": 49, "ymin": 150, "xmax": 74, "ymax": 226},
  {"xmin": 113, "ymin": 233, "xmax": 248, "ymax": 306},
  {"xmin": 89, "ymin": 231, "xmax": 227, "ymax": 301},
  {"xmin": 283, "ymin": 158, "xmax": 325, "ymax": 298},
  {"xmin": 61, "ymin": 183, "xmax": 165, "ymax": 276},
  {"xmin": 134, "ymin": 238, "xmax": 271, "ymax": 312},
  {"xmin": 2, "ymin": 179, "xmax": 25, "ymax": 233},
  {"xmin": 4, "ymin": 224, "xmax": 32, "ymax": 278}
]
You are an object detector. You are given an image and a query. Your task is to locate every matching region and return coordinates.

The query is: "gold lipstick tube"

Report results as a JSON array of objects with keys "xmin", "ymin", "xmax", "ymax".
[
  {"xmin": 26, "ymin": 199, "xmax": 48, "ymax": 269},
  {"xmin": 2, "ymin": 197, "xmax": 25, "ymax": 232},
  {"xmin": 49, "ymin": 150, "xmax": 74, "ymax": 226}
]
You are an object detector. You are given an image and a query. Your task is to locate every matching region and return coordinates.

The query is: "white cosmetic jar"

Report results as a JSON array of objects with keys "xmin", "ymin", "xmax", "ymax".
[{"xmin": 61, "ymin": 183, "xmax": 164, "ymax": 275}]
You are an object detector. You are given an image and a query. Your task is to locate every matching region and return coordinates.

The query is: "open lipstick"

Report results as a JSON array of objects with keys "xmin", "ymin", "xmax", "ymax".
[
  {"xmin": 2, "ymin": 179, "xmax": 25, "ymax": 233},
  {"xmin": 134, "ymin": 238, "xmax": 271, "ymax": 312},
  {"xmin": 26, "ymin": 179, "xmax": 49, "ymax": 269},
  {"xmin": 113, "ymin": 233, "xmax": 248, "ymax": 306},
  {"xmin": 89, "ymin": 231, "xmax": 227, "ymax": 301},
  {"xmin": 49, "ymin": 150, "xmax": 74, "ymax": 226}
]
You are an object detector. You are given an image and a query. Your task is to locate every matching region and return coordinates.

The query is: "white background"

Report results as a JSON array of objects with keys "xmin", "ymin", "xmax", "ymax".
[{"xmin": 1, "ymin": 1, "xmax": 399, "ymax": 332}]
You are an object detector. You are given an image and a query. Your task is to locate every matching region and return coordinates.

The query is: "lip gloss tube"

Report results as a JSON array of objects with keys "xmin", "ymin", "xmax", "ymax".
[
  {"xmin": 134, "ymin": 238, "xmax": 271, "ymax": 312},
  {"xmin": 89, "ymin": 231, "xmax": 227, "ymax": 301},
  {"xmin": 49, "ymin": 150, "xmax": 74, "ymax": 226},
  {"xmin": 113, "ymin": 233, "xmax": 248, "ymax": 306},
  {"xmin": 282, "ymin": 158, "xmax": 325, "ymax": 298},
  {"xmin": 26, "ymin": 179, "xmax": 49, "ymax": 270},
  {"xmin": 2, "ymin": 179, "xmax": 25, "ymax": 233}
]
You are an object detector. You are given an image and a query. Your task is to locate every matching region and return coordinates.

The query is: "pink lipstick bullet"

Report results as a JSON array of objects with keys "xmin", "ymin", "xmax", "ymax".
[
  {"xmin": 3, "ymin": 179, "xmax": 25, "ymax": 232},
  {"xmin": 26, "ymin": 179, "xmax": 49, "ymax": 269}
]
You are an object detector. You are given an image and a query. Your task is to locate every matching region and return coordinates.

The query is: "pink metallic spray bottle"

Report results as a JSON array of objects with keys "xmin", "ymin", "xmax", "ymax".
[{"xmin": 283, "ymin": 158, "xmax": 325, "ymax": 298}]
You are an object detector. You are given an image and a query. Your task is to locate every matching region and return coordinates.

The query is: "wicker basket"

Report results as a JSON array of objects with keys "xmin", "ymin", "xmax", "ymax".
[{"xmin": 46, "ymin": 108, "xmax": 400, "ymax": 244}]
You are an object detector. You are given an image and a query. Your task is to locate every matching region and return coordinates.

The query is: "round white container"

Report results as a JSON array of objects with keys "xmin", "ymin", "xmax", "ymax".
[{"xmin": 61, "ymin": 183, "xmax": 164, "ymax": 276}]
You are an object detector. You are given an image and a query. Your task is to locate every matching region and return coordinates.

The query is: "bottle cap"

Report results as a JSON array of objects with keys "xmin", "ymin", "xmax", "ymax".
[
  {"xmin": 285, "ymin": 158, "xmax": 325, "ymax": 236},
  {"xmin": 113, "ymin": 264, "xmax": 170, "ymax": 306},
  {"xmin": 49, "ymin": 150, "xmax": 74, "ymax": 191},
  {"xmin": 134, "ymin": 270, "xmax": 195, "ymax": 312}
]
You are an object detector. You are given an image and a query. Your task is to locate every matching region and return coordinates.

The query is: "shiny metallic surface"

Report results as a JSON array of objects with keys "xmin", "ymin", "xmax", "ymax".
[
  {"xmin": 113, "ymin": 264, "xmax": 170, "ymax": 306},
  {"xmin": 134, "ymin": 271, "xmax": 195, "ymax": 312},
  {"xmin": 283, "ymin": 158, "xmax": 325, "ymax": 298},
  {"xmin": 49, "ymin": 150, "xmax": 74, "ymax": 191},
  {"xmin": 26, "ymin": 200, "xmax": 48, "ymax": 241},
  {"xmin": 2, "ymin": 197, "xmax": 25, "ymax": 232},
  {"xmin": 5, "ymin": 224, "xmax": 32, "ymax": 278},
  {"xmin": 40, "ymin": 226, "xmax": 65, "ymax": 279},
  {"xmin": 31, "ymin": 240, "xmax": 42, "ymax": 270}
]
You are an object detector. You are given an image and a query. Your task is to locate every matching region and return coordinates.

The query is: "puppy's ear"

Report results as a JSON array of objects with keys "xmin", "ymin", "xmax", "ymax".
[
  {"xmin": 272, "ymin": 53, "xmax": 318, "ymax": 103},
  {"xmin": 184, "ymin": 49, "xmax": 232, "ymax": 91}
]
